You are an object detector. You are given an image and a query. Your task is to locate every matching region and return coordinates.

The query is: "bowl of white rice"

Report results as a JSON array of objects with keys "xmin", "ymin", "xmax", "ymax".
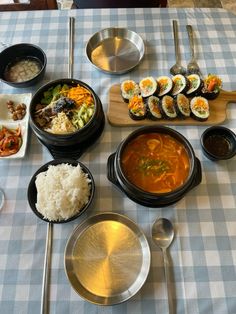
[{"xmin": 27, "ymin": 159, "xmax": 95, "ymax": 223}]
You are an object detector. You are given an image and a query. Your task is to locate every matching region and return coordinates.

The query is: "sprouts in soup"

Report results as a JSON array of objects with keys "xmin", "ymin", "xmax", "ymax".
[{"xmin": 121, "ymin": 133, "xmax": 190, "ymax": 193}]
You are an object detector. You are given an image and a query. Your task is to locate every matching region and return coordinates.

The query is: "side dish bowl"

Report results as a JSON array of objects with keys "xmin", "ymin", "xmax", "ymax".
[
  {"xmin": 107, "ymin": 125, "xmax": 202, "ymax": 207},
  {"xmin": 27, "ymin": 159, "xmax": 95, "ymax": 223},
  {"xmin": 200, "ymin": 126, "xmax": 236, "ymax": 161},
  {"xmin": 0, "ymin": 43, "xmax": 47, "ymax": 88}
]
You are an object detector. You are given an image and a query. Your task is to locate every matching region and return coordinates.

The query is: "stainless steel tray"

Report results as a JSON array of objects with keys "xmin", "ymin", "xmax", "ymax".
[
  {"xmin": 64, "ymin": 212, "xmax": 151, "ymax": 305},
  {"xmin": 86, "ymin": 28, "xmax": 145, "ymax": 74}
]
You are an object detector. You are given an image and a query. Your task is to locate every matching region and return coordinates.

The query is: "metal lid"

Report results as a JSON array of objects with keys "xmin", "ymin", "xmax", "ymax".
[{"xmin": 64, "ymin": 212, "xmax": 150, "ymax": 305}]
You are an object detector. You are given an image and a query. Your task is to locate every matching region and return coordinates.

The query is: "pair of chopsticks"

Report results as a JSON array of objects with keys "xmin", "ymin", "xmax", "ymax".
[{"xmin": 41, "ymin": 17, "xmax": 75, "ymax": 314}]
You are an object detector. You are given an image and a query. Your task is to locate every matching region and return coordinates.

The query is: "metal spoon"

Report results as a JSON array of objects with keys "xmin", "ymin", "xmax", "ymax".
[
  {"xmin": 186, "ymin": 25, "xmax": 202, "ymax": 76},
  {"xmin": 152, "ymin": 218, "xmax": 175, "ymax": 314},
  {"xmin": 170, "ymin": 20, "xmax": 186, "ymax": 76}
]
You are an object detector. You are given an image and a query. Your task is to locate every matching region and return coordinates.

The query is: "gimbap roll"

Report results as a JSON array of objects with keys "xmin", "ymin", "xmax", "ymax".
[
  {"xmin": 157, "ymin": 76, "xmax": 173, "ymax": 97},
  {"xmin": 175, "ymin": 94, "xmax": 191, "ymax": 118},
  {"xmin": 146, "ymin": 96, "xmax": 162, "ymax": 120},
  {"xmin": 201, "ymin": 74, "xmax": 222, "ymax": 100},
  {"xmin": 121, "ymin": 80, "xmax": 140, "ymax": 103},
  {"xmin": 161, "ymin": 95, "xmax": 177, "ymax": 119},
  {"xmin": 139, "ymin": 76, "xmax": 159, "ymax": 98},
  {"xmin": 128, "ymin": 95, "xmax": 147, "ymax": 120},
  {"xmin": 186, "ymin": 74, "xmax": 203, "ymax": 97},
  {"xmin": 190, "ymin": 96, "xmax": 209, "ymax": 121},
  {"xmin": 171, "ymin": 74, "xmax": 189, "ymax": 96}
]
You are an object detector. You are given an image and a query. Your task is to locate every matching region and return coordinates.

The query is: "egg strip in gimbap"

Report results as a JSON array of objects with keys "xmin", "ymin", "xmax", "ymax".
[
  {"xmin": 121, "ymin": 80, "xmax": 140, "ymax": 103},
  {"xmin": 186, "ymin": 74, "xmax": 202, "ymax": 97},
  {"xmin": 139, "ymin": 76, "xmax": 159, "ymax": 98},
  {"xmin": 128, "ymin": 95, "xmax": 147, "ymax": 120},
  {"xmin": 171, "ymin": 74, "xmax": 189, "ymax": 96},
  {"xmin": 157, "ymin": 76, "xmax": 173, "ymax": 97},
  {"xmin": 161, "ymin": 95, "xmax": 177, "ymax": 119},
  {"xmin": 146, "ymin": 96, "xmax": 162, "ymax": 120},
  {"xmin": 175, "ymin": 94, "xmax": 190, "ymax": 118},
  {"xmin": 190, "ymin": 96, "xmax": 209, "ymax": 121}
]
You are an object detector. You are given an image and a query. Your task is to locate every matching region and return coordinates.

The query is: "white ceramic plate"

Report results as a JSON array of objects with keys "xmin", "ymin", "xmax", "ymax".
[{"xmin": 0, "ymin": 93, "xmax": 31, "ymax": 159}]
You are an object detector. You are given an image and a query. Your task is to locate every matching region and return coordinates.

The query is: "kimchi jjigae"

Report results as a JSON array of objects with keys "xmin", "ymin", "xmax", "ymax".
[{"xmin": 121, "ymin": 133, "xmax": 190, "ymax": 193}]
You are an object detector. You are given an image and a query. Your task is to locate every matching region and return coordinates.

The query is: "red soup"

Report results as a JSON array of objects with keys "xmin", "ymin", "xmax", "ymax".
[{"xmin": 121, "ymin": 133, "xmax": 190, "ymax": 193}]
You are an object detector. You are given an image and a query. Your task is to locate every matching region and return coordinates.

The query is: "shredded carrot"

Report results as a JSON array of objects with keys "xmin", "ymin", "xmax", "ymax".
[
  {"xmin": 128, "ymin": 95, "xmax": 144, "ymax": 110},
  {"xmin": 65, "ymin": 84, "xmax": 94, "ymax": 108},
  {"xmin": 123, "ymin": 81, "xmax": 135, "ymax": 93},
  {"xmin": 141, "ymin": 79, "xmax": 152, "ymax": 88}
]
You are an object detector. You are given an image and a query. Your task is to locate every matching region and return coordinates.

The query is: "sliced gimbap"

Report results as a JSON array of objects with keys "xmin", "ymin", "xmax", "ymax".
[
  {"xmin": 201, "ymin": 74, "xmax": 222, "ymax": 100},
  {"xmin": 161, "ymin": 95, "xmax": 177, "ymax": 119},
  {"xmin": 175, "ymin": 94, "xmax": 191, "ymax": 118},
  {"xmin": 186, "ymin": 74, "xmax": 203, "ymax": 97},
  {"xmin": 157, "ymin": 76, "xmax": 173, "ymax": 97},
  {"xmin": 171, "ymin": 74, "xmax": 189, "ymax": 96},
  {"xmin": 190, "ymin": 96, "xmax": 209, "ymax": 121},
  {"xmin": 146, "ymin": 96, "xmax": 162, "ymax": 120},
  {"xmin": 139, "ymin": 76, "xmax": 159, "ymax": 98},
  {"xmin": 121, "ymin": 80, "xmax": 140, "ymax": 103},
  {"xmin": 128, "ymin": 95, "xmax": 147, "ymax": 120}
]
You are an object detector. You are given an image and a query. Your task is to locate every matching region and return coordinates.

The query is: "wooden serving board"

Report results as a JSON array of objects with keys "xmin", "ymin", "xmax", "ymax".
[{"xmin": 107, "ymin": 84, "xmax": 236, "ymax": 126}]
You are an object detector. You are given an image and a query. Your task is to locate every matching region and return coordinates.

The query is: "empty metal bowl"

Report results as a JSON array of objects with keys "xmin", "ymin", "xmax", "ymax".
[
  {"xmin": 86, "ymin": 28, "xmax": 145, "ymax": 74},
  {"xmin": 201, "ymin": 126, "xmax": 236, "ymax": 161},
  {"xmin": 0, "ymin": 43, "xmax": 47, "ymax": 88}
]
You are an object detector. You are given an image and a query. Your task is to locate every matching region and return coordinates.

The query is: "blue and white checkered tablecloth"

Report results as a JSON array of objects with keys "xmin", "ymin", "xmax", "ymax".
[{"xmin": 0, "ymin": 7, "xmax": 236, "ymax": 314}]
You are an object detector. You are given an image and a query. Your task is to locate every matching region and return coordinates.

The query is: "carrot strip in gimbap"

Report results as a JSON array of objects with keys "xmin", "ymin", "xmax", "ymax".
[
  {"xmin": 121, "ymin": 80, "xmax": 140, "ymax": 103},
  {"xmin": 139, "ymin": 76, "xmax": 159, "ymax": 98},
  {"xmin": 128, "ymin": 95, "xmax": 147, "ymax": 120}
]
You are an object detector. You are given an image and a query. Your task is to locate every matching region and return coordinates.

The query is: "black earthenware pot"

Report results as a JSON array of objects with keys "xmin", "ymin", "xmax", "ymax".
[
  {"xmin": 29, "ymin": 78, "xmax": 105, "ymax": 159},
  {"xmin": 107, "ymin": 125, "xmax": 202, "ymax": 207}
]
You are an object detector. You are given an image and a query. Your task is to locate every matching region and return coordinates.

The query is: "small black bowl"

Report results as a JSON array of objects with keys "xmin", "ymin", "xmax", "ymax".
[
  {"xmin": 27, "ymin": 159, "xmax": 95, "ymax": 223},
  {"xmin": 0, "ymin": 43, "xmax": 47, "ymax": 88},
  {"xmin": 201, "ymin": 126, "xmax": 236, "ymax": 161}
]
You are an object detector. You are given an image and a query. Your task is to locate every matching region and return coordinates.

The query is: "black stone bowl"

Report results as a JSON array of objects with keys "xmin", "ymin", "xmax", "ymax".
[
  {"xmin": 27, "ymin": 159, "xmax": 95, "ymax": 223},
  {"xmin": 107, "ymin": 125, "xmax": 202, "ymax": 208},
  {"xmin": 201, "ymin": 126, "xmax": 236, "ymax": 161},
  {"xmin": 0, "ymin": 43, "xmax": 47, "ymax": 88},
  {"xmin": 29, "ymin": 78, "xmax": 105, "ymax": 159}
]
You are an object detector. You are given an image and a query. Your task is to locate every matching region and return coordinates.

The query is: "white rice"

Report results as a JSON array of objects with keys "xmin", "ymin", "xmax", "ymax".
[{"xmin": 35, "ymin": 163, "xmax": 91, "ymax": 221}]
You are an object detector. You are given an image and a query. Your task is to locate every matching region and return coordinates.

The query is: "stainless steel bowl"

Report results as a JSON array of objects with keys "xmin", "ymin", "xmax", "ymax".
[
  {"xmin": 86, "ymin": 28, "xmax": 145, "ymax": 74},
  {"xmin": 64, "ymin": 212, "xmax": 150, "ymax": 305}
]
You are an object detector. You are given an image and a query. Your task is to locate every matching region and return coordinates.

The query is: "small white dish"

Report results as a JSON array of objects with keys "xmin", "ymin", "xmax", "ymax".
[{"xmin": 0, "ymin": 93, "xmax": 31, "ymax": 159}]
